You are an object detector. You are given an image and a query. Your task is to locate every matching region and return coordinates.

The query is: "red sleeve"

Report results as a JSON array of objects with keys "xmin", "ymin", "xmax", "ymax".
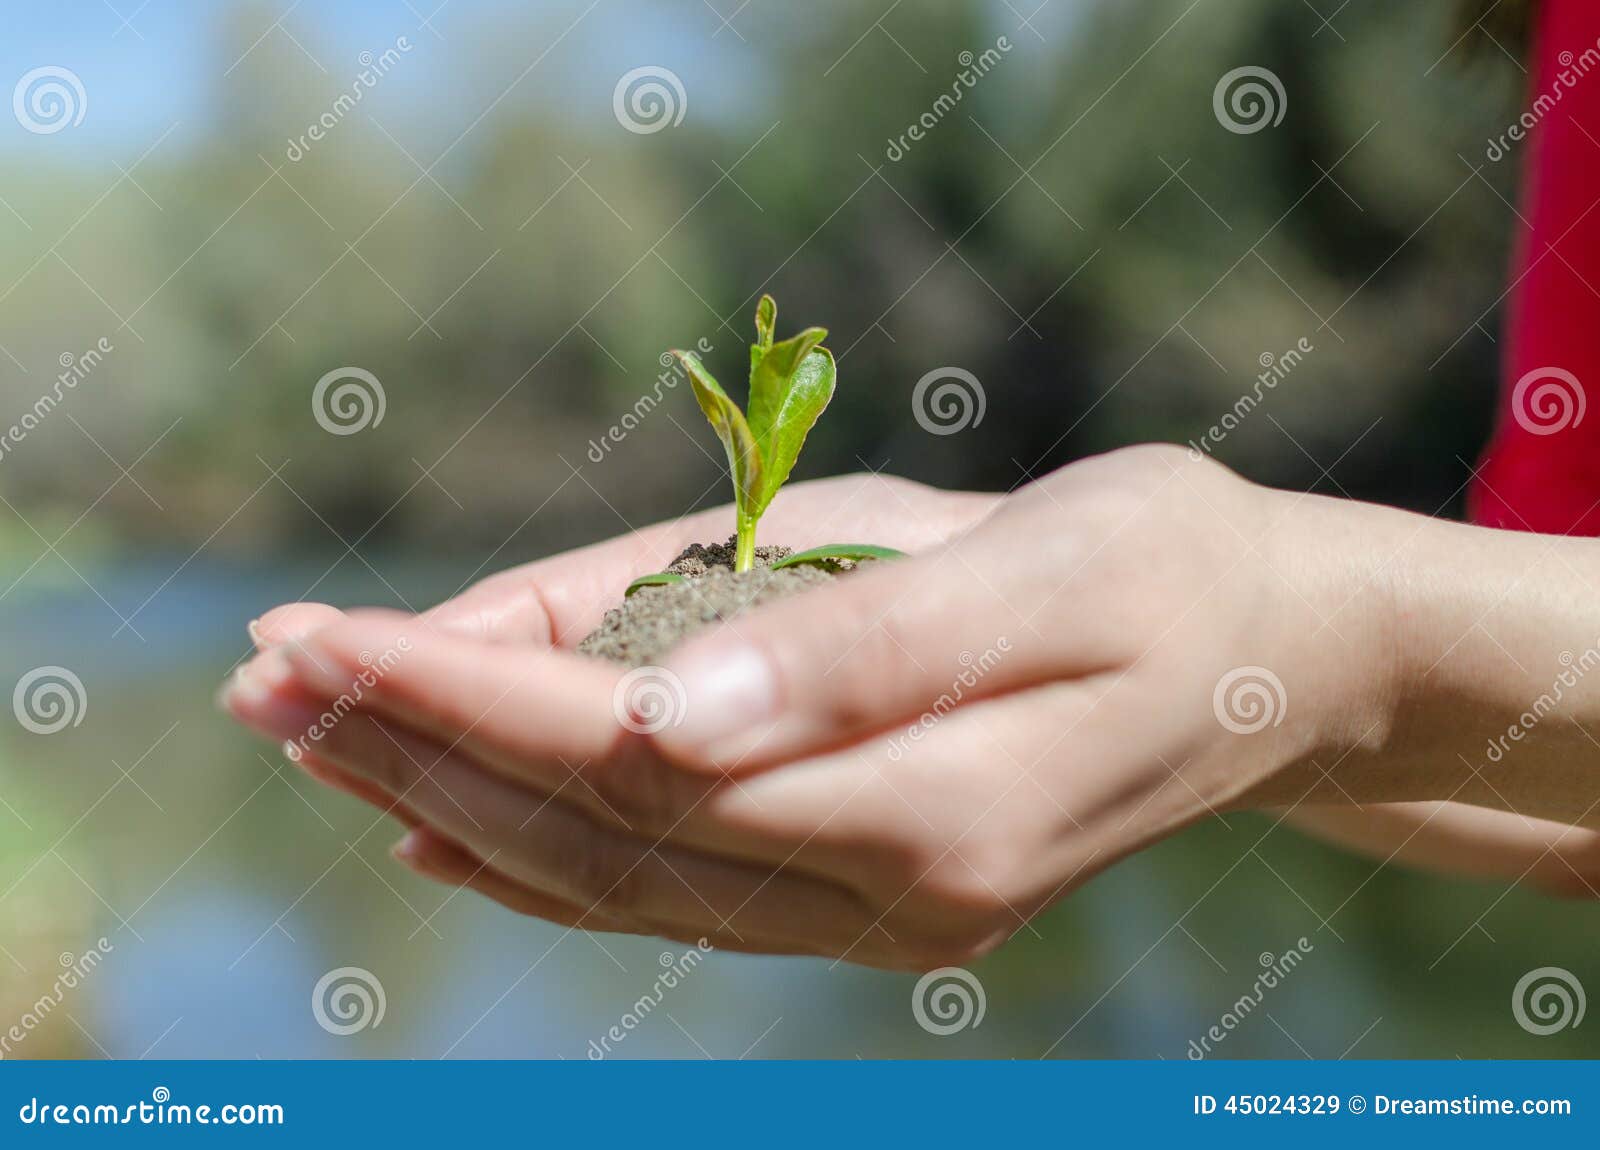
[{"xmin": 1469, "ymin": 0, "xmax": 1600, "ymax": 535}]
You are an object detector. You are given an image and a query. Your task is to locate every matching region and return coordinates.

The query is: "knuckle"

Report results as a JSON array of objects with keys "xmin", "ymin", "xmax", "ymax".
[
  {"xmin": 1099, "ymin": 441, "xmax": 1211, "ymax": 482},
  {"xmin": 916, "ymin": 841, "xmax": 1023, "ymax": 916}
]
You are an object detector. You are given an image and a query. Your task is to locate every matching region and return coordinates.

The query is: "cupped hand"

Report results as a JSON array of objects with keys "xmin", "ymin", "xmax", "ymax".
[
  {"xmin": 223, "ymin": 448, "xmax": 1408, "ymax": 968},
  {"xmin": 223, "ymin": 471, "xmax": 1000, "ymax": 965}
]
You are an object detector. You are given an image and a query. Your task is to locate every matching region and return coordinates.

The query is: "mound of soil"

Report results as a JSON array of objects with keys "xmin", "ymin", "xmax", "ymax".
[{"xmin": 578, "ymin": 538, "xmax": 842, "ymax": 667}]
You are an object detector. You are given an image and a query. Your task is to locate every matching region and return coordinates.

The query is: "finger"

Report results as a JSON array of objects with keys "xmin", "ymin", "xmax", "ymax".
[
  {"xmin": 392, "ymin": 826, "xmax": 630, "ymax": 929},
  {"xmin": 222, "ymin": 657, "xmax": 425, "ymax": 829},
  {"xmin": 296, "ymin": 749, "xmax": 421, "ymax": 828},
  {"xmin": 252, "ymin": 603, "xmax": 348, "ymax": 650},
  {"xmin": 281, "ymin": 615, "xmax": 624, "ymax": 771},
  {"xmin": 652, "ymin": 544, "xmax": 1076, "ymax": 771},
  {"xmin": 276, "ymin": 616, "xmax": 864, "ymax": 874},
  {"xmin": 307, "ymin": 707, "xmax": 890, "ymax": 959},
  {"xmin": 743, "ymin": 673, "xmax": 1186, "ymax": 910},
  {"xmin": 393, "ymin": 827, "xmax": 869, "ymax": 958}
]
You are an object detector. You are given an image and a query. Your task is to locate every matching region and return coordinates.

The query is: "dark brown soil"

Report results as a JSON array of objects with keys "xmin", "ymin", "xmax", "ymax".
[{"xmin": 578, "ymin": 537, "xmax": 841, "ymax": 667}]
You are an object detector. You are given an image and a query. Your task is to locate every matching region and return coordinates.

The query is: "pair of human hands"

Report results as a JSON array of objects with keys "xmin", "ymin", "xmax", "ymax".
[{"xmin": 222, "ymin": 444, "xmax": 1531, "ymax": 970}]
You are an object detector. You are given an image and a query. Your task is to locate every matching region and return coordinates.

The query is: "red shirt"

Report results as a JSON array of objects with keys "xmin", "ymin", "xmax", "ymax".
[{"xmin": 1470, "ymin": 0, "xmax": 1600, "ymax": 533}]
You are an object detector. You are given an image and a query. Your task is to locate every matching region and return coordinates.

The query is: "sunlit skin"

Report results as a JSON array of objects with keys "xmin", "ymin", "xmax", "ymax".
[{"xmin": 221, "ymin": 447, "xmax": 1600, "ymax": 971}]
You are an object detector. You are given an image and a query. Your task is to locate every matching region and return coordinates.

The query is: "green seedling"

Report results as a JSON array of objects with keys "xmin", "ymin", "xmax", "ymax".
[
  {"xmin": 633, "ymin": 296, "xmax": 903, "ymax": 582},
  {"xmin": 671, "ymin": 294, "xmax": 835, "ymax": 572},
  {"xmin": 770, "ymin": 543, "xmax": 906, "ymax": 571},
  {"xmin": 624, "ymin": 571, "xmax": 687, "ymax": 597}
]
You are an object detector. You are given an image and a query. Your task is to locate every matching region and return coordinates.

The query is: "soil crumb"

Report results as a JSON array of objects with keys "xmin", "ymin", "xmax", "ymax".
[{"xmin": 578, "ymin": 537, "xmax": 838, "ymax": 667}]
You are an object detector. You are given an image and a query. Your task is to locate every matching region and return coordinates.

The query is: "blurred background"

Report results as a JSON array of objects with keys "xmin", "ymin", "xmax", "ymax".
[{"xmin": 3, "ymin": 0, "xmax": 1590, "ymax": 1058}]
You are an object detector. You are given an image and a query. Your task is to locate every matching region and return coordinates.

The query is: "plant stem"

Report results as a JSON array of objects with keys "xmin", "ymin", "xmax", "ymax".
[{"xmin": 734, "ymin": 514, "xmax": 758, "ymax": 573}]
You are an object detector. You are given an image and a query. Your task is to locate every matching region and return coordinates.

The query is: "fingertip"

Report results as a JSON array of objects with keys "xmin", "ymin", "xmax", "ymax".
[
  {"xmin": 392, "ymin": 825, "xmax": 475, "ymax": 877},
  {"xmin": 391, "ymin": 827, "xmax": 426, "ymax": 863},
  {"xmin": 650, "ymin": 635, "xmax": 781, "ymax": 773},
  {"xmin": 280, "ymin": 612, "xmax": 413, "ymax": 693},
  {"xmin": 253, "ymin": 603, "xmax": 347, "ymax": 649}
]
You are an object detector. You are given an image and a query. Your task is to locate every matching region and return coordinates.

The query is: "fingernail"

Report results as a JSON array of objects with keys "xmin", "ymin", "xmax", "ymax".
[
  {"xmin": 391, "ymin": 828, "xmax": 424, "ymax": 863},
  {"xmin": 246, "ymin": 617, "xmax": 265, "ymax": 648},
  {"xmin": 661, "ymin": 641, "xmax": 778, "ymax": 754},
  {"xmin": 238, "ymin": 649, "xmax": 294, "ymax": 693}
]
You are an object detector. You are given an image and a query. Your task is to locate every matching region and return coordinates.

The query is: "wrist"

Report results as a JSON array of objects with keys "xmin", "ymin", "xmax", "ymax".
[
  {"xmin": 1236, "ymin": 489, "xmax": 1413, "ymax": 807},
  {"xmin": 1257, "ymin": 496, "xmax": 1600, "ymax": 826},
  {"xmin": 1383, "ymin": 517, "xmax": 1600, "ymax": 826}
]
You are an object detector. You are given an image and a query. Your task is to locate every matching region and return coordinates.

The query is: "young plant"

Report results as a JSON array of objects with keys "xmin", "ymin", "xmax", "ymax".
[{"xmin": 622, "ymin": 296, "xmax": 903, "ymax": 595}]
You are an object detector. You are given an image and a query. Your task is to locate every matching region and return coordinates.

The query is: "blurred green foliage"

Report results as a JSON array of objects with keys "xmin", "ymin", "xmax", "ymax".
[{"xmin": 0, "ymin": 0, "xmax": 1526, "ymax": 565}]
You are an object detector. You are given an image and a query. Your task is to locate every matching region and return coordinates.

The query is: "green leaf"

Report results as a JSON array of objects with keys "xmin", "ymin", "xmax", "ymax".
[
  {"xmin": 672, "ymin": 349, "xmax": 763, "ymax": 519},
  {"xmin": 625, "ymin": 571, "xmax": 687, "ymax": 596},
  {"xmin": 750, "ymin": 296, "xmax": 777, "ymax": 374},
  {"xmin": 746, "ymin": 338, "xmax": 835, "ymax": 519},
  {"xmin": 770, "ymin": 543, "xmax": 907, "ymax": 571}
]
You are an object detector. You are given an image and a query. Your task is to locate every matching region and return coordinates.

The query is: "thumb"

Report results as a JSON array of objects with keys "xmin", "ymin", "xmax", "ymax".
[{"xmin": 652, "ymin": 548, "xmax": 1059, "ymax": 772}]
